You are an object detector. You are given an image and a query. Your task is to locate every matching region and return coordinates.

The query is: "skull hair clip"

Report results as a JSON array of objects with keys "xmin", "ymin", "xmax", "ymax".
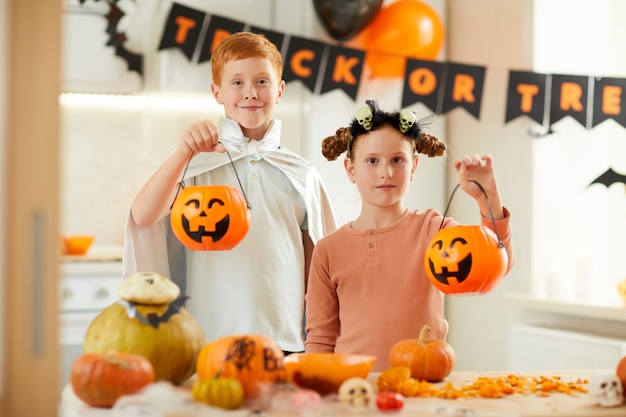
[{"xmin": 355, "ymin": 106, "xmax": 373, "ymax": 131}]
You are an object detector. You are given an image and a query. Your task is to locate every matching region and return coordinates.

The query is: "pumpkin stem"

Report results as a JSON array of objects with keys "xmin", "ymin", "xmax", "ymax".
[{"xmin": 418, "ymin": 324, "xmax": 431, "ymax": 345}]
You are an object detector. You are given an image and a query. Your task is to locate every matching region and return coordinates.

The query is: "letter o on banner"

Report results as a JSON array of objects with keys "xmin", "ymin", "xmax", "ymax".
[{"xmin": 355, "ymin": 0, "xmax": 444, "ymax": 79}]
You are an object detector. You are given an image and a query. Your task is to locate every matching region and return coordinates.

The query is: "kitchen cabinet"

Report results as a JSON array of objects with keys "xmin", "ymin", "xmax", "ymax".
[{"xmin": 58, "ymin": 259, "xmax": 123, "ymax": 395}]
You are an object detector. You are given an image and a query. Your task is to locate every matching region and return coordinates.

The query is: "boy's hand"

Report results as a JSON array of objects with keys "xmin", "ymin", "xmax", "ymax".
[{"xmin": 180, "ymin": 120, "xmax": 225, "ymax": 156}]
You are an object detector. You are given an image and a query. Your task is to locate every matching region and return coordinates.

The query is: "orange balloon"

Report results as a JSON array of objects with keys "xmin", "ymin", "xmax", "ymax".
[{"xmin": 358, "ymin": 0, "xmax": 444, "ymax": 78}]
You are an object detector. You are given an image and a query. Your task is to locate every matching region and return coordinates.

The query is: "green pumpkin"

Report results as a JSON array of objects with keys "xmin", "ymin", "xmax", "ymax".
[{"xmin": 82, "ymin": 272, "xmax": 205, "ymax": 385}]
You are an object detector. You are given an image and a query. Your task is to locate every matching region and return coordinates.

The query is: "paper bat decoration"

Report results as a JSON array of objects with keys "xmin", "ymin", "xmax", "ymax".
[
  {"xmin": 119, "ymin": 296, "xmax": 189, "ymax": 328},
  {"xmin": 588, "ymin": 167, "xmax": 626, "ymax": 189},
  {"xmin": 104, "ymin": 0, "xmax": 144, "ymax": 76}
]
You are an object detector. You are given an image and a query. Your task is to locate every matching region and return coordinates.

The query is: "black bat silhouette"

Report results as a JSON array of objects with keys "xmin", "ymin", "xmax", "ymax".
[
  {"xmin": 119, "ymin": 296, "xmax": 189, "ymax": 328},
  {"xmin": 588, "ymin": 167, "xmax": 626, "ymax": 188},
  {"xmin": 104, "ymin": 0, "xmax": 144, "ymax": 76}
]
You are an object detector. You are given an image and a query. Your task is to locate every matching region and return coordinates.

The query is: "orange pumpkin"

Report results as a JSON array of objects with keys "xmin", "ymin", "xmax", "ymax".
[
  {"xmin": 389, "ymin": 324, "xmax": 455, "ymax": 382},
  {"xmin": 70, "ymin": 352, "xmax": 155, "ymax": 408},
  {"xmin": 424, "ymin": 225, "xmax": 507, "ymax": 295},
  {"xmin": 617, "ymin": 355, "xmax": 626, "ymax": 398},
  {"xmin": 170, "ymin": 185, "xmax": 250, "ymax": 251},
  {"xmin": 196, "ymin": 334, "xmax": 287, "ymax": 399}
]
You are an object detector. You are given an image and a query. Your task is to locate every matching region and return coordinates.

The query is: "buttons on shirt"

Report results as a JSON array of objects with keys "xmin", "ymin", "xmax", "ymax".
[{"xmin": 368, "ymin": 242, "xmax": 374, "ymax": 248}]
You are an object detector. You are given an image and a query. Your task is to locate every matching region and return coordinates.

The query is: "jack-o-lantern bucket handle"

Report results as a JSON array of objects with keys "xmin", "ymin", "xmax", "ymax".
[
  {"xmin": 438, "ymin": 180, "xmax": 503, "ymax": 249},
  {"xmin": 170, "ymin": 142, "xmax": 251, "ymax": 211}
]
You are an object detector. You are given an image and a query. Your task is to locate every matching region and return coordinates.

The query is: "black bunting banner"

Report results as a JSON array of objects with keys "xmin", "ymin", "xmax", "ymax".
[
  {"xmin": 506, "ymin": 71, "xmax": 547, "ymax": 125},
  {"xmin": 157, "ymin": 2, "xmax": 206, "ymax": 61},
  {"xmin": 550, "ymin": 74, "xmax": 589, "ymax": 128},
  {"xmin": 320, "ymin": 45, "xmax": 365, "ymax": 99},
  {"xmin": 283, "ymin": 36, "xmax": 326, "ymax": 94},
  {"xmin": 592, "ymin": 77, "xmax": 626, "ymax": 128},
  {"xmin": 441, "ymin": 63, "xmax": 486, "ymax": 120},
  {"xmin": 197, "ymin": 15, "xmax": 246, "ymax": 63},
  {"xmin": 153, "ymin": 2, "xmax": 626, "ymax": 134},
  {"xmin": 402, "ymin": 59, "xmax": 445, "ymax": 113}
]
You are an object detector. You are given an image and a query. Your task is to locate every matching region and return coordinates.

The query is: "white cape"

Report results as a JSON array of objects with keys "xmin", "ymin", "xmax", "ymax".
[{"xmin": 122, "ymin": 117, "xmax": 337, "ymax": 286}]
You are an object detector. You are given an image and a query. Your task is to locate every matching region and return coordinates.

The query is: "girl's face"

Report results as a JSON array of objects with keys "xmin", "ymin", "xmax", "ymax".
[
  {"xmin": 345, "ymin": 124, "xmax": 418, "ymax": 210},
  {"xmin": 211, "ymin": 57, "xmax": 285, "ymax": 140}
]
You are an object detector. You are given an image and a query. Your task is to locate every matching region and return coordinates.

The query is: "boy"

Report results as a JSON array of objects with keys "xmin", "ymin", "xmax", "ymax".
[{"xmin": 123, "ymin": 32, "xmax": 336, "ymax": 353}]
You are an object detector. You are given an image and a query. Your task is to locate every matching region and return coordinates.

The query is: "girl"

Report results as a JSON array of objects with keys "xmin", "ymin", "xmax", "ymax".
[{"xmin": 304, "ymin": 100, "xmax": 514, "ymax": 371}]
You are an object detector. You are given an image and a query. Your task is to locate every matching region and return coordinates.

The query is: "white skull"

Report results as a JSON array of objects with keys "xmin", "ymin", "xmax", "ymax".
[
  {"xmin": 399, "ymin": 109, "xmax": 417, "ymax": 133},
  {"xmin": 589, "ymin": 373, "xmax": 624, "ymax": 407},
  {"xmin": 355, "ymin": 106, "xmax": 373, "ymax": 130},
  {"xmin": 338, "ymin": 377, "xmax": 374, "ymax": 407}
]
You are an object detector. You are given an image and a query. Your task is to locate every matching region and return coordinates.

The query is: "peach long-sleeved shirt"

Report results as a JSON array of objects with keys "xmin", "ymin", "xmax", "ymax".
[{"xmin": 304, "ymin": 208, "xmax": 514, "ymax": 371}]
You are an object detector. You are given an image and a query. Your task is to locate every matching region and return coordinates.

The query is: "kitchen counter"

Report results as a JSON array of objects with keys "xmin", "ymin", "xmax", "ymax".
[
  {"xmin": 60, "ymin": 369, "xmax": 625, "ymax": 417},
  {"xmin": 59, "ymin": 244, "xmax": 123, "ymax": 263}
]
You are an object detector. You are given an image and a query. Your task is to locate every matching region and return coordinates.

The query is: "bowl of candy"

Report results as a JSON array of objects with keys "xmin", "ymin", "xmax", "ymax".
[
  {"xmin": 284, "ymin": 353, "xmax": 375, "ymax": 396},
  {"xmin": 60, "ymin": 235, "xmax": 95, "ymax": 256}
]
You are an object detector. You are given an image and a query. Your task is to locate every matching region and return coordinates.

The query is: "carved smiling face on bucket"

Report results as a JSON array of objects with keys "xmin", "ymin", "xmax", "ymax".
[
  {"xmin": 424, "ymin": 225, "xmax": 508, "ymax": 295},
  {"xmin": 170, "ymin": 186, "xmax": 250, "ymax": 251}
]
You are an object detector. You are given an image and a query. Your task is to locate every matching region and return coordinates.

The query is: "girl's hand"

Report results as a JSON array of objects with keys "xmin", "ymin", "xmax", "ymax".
[
  {"xmin": 454, "ymin": 154, "xmax": 498, "ymax": 199},
  {"xmin": 454, "ymin": 154, "xmax": 505, "ymax": 220},
  {"xmin": 179, "ymin": 120, "xmax": 225, "ymax": 157}
]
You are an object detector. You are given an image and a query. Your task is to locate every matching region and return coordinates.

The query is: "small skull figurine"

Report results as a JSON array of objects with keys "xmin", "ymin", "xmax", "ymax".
[
  {"xmin": 398, "ymin": 109, "xmax": 417, "ymax": 133},
  {"xmin": 355, "ymin": 106, "xmax": 373, "ymax": 131},
  {"xmin": 589, "ymin": 373, "xmax": 624, "ymax": 407},
  {"xmin": 338, "ymin": 377, "xmax": 374, "ymax": 407}
]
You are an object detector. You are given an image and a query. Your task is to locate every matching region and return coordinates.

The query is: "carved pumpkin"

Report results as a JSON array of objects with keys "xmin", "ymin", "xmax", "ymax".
[
  {"xmin": 196, "ymin": 334, "xmax": 287, "ymax": 399},
  {"xmin": 170, "ymin": 185, "xmax": 251, "ymax": 251},
  {"xmin": 70, "ymin": 352, "xmax": 155, "ymax": 408},
  {"xmin": 424, "ymin": 225, "xmax": 507, "ymax": 295},
  {"xmin": 83, "ymin": 272, "xmax": 206, "ymax": 385},
  {"xmin": 389, "ymin": 324, "xmax": 455, "ymax": 382}
]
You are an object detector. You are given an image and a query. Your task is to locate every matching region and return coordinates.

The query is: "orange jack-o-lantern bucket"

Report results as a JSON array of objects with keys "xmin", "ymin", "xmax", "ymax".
[
  {"xmin": 170, "ymin": 185, "xmax": 251, "ymax": 251},
  {"xmin": 424, "ymin": 181, "xmax": 508, "ymax": 295},
  {"xmin": 170, "ymin": 148, "xmax": 251, "ymax": 251}
]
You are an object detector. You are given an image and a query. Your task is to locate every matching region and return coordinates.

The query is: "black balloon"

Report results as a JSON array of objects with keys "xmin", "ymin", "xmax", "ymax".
[{"xmin": 313, "ymin": 0, "xmax": 383, "ymax": 41}]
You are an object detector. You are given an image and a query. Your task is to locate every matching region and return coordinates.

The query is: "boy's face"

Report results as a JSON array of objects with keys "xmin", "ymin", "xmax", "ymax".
[{"xmin": 211, "ymin": 57, "xmax": 285, "ymax": 140}]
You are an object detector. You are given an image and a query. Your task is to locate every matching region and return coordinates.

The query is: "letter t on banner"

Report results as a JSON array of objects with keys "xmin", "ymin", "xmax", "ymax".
[
  {"xmin": 550, "ymin": 74, "xmax": 589, "ymax": 128},
  {"xmin": 505, "ymin": 70, "xmax": 547, "ymax": 125},
  {"xmin": 158, "ymin": 2, "xmax": 207, "ymax": 61}
]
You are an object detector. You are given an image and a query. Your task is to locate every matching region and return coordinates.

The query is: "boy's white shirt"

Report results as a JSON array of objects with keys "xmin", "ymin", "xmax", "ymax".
[{"xmin": 122, "ymin": 117, "xmax": 337, "ymax": 347}]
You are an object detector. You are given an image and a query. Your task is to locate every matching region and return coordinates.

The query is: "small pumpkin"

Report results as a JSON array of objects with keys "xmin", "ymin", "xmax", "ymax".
[
  {"xmin": 388, "ymin": 324, "xmax": 455, "ymax": 382},
  {"xmin": 70, "ymin": 352, "xmax": 155, "ymax": 408},
  {"xmin": 170, "ymin": 185, "xmax": 250, "ymax": 251},
  {"xmin": 191, "ymin": 374, "xmax": 245, "ymax": 410},
  {"xmin": 617, "ymin": 355, "xmax": 626, "ymax": 398},
  {"xmin": 424, "ymin": 225, "xmax": 507, "ymax": 295},
  {"xmin": 196, "ymin": 334, "xmax": 287, "ymax": 399},
  {"xmin": 83, "ymin": 272, "xmax": 206, "ymax": 385}
]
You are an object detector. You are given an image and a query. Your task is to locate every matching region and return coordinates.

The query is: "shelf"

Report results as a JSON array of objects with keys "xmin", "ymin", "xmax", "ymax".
[{"xmin": 504, "ymin": 292, "xmax": 626, "ymax": 323}]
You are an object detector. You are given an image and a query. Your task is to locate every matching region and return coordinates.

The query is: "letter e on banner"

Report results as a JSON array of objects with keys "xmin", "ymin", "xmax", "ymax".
[{"xmin": 592, "ymin": 77, "xmax": 626, "ymax": 128}]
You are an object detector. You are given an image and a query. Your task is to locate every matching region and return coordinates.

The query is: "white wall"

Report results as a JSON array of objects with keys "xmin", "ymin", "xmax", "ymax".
[
  {"xmin": 60, "ymin": 0, "xmax": 448, "ymax": 240},
  {"xmin": 443, "ymin": 0, "xmax": 535, "ymax": 371}
]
